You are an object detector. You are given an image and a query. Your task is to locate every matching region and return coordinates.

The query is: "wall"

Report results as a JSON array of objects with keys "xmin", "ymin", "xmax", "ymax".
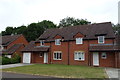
[{"xmin": 7, "ymin": 35, "xmax": 28, "ymax": 49}]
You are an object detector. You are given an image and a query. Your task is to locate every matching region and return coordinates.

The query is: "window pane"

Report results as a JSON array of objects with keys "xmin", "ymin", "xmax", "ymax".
[
  {"xmin": 60, "ymin": 53, "xmax": 61, "ymax": 59},
  {"xmin": 76, "ymin": 38, "xmax": 83, "ymax": 44}
]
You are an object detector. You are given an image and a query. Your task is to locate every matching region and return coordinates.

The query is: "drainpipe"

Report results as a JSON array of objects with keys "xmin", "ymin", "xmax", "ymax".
[
  {"xmin": 68, "ymin": 41, "xmax": 70, "ymax": 65},
  {"xmin": 50, "ymin": 42, "xmax": 52, "ymax": 64}
]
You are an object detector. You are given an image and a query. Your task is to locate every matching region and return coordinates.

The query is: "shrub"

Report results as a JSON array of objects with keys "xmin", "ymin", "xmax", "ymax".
[
  {"xmin": 2, "ymin": 57, "xmax": 11, "ymax": 65},
  {"xmin": 2, "ymin": 54, "xmax": 21, "ymax": 65},
  {"xmin": 10, "ymin": 54, "xmax": 21, "ymax": 64}
]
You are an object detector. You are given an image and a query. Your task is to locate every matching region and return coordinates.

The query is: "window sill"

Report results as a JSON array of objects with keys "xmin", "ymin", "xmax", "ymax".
[
  {"xmin": 53, "ymin": 59, "xmax": 62, "ymax": 60},
  {"xmin": 74, "ymin": 59, "xmax": 85, "ymax": 61}
]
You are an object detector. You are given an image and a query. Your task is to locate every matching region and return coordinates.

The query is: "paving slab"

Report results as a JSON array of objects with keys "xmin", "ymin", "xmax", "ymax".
[{"xmin": 105, "ymin": 68, "xmax": 120, "ymax": 80}]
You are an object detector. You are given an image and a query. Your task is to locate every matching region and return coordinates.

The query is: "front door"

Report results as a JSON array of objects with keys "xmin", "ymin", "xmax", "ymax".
[
  {"xmin": 93, "ymin": 52, "xmax": 99, "ymax": 66},
  {"xmin": 44, "ymin": 53, "xmax": 48, "ymax": 63}
]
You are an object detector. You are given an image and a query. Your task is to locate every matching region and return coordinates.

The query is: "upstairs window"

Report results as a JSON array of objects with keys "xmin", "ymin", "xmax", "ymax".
[
  {"xmin": 40, "ymin": 40, "xmax": 44, "ymax": 46},
  {"xmin": 98, "ymin": 36, "xmax": 105, "ymax": 44},
  {"xmin": 55, "ymin": 39, "xmax": 61, "ymax": 45},
  {"xmin": 76, "ymin": 38, "xmax": 83, "ymax": 44},
  {"xmin": 74, "ymin": 51, "xmax": 85, "ymax": 60}
]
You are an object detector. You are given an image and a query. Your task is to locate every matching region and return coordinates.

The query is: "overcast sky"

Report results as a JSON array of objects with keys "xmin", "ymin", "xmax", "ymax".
[{"xmin": 0, "ymin": 0, "xmax": 119, "ymax": 32}]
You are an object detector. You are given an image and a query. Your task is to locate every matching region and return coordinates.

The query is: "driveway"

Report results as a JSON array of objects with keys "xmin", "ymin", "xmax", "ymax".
[
  {"xmin": 105, "ymin": 68, "xmax": 120, "ymax": 79},
  {"xmin": 0, "ymin": 63, "xmax": 32, "ymax": 69}
]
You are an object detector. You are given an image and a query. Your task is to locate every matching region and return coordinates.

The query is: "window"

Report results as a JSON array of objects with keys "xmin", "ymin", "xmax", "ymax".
[
  {"xmin": 74, "ymin": 51, "xmax": 85, "ymax": 60},
  {"xmin": 39, "ymin": 53, "xmax": 43, "ymax": 57},
  {"xmin": 98, "ymin": 36, "xmax": 105, "ymax": 43},
  {"xmin": 76, "ymin": 38, "xmax": 83, "ymax": 44},
  {"xmin": 40, "ymin": 40, "xmax": 44, "ymax": 46},
  {"xmin": 101, "ymin": 52, "xmax": 107, "ymax": 59},
  {"xmin": 0, "ymin": 45, "xmax": 3, "ymax": 50},
  {"xmin": 53, "ymin": 51, "xmax": 62, "ymax": 60},
  {"xmin": 55, "ymin": 39, "xmax": 61, "ymax": 45}
]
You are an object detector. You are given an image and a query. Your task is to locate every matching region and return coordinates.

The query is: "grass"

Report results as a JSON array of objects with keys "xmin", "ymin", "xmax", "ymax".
[{"xmin": 2, "ymin": 64, "xmax": 107, "ymax": 78}]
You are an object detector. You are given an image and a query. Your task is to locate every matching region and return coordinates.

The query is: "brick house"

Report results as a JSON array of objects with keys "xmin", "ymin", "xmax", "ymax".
[
  {"xmin": 22, "ymin": 22, "xmax": 120, "ymax": 68},
  {"xmin": 0, "ymin": 34, "xmax": 28, "ymax": 58}
]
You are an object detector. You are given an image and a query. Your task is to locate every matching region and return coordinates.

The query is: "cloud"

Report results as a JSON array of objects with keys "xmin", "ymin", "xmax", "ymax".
[{"xmin": 0, "ymin": 0, "xmax": 119, "ymax": 32}]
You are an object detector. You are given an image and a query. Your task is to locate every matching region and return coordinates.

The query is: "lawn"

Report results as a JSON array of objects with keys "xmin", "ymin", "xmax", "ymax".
[{"xmin": 2, "ymin": 64, "xmax": 107, "ymax": 78}]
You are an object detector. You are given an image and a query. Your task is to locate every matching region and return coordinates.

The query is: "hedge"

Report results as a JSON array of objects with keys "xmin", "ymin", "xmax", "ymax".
[{"xmin": 2, "ymin": 54, "xmax": 21, "ymax": 65}]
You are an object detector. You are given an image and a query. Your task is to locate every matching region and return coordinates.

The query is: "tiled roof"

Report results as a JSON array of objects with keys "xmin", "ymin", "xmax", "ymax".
[
  {"xmin": 21, "ymin": 41, "xmax": 49, "ymax": 52},
  {"xmin": 2, "ymin": 44, "xmax": 24, "ymax": 55},
  {"xmin": 89, "ymin": 45, "xmax": 120, "ymax": 51},
  {"xmin": 37, "ymin": 22, "xmax": 115, "ymax": 42},
  {"xmin": 0, "ymin": 34, "xmax": 22, "ymax": 46}
]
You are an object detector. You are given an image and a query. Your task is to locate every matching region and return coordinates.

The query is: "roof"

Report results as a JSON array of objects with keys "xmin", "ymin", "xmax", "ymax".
[
  {"xmin": 2, "ymin": 44, "xmax": 24, "ymax": 55},
  {"xmin": 21, "ymin": 41, "xmax": 49, "ymax": 52},
  {"xmin": 89, "ymin": 44, "xmax": 120, "ymax": 52},
  {"xmin": 0, "ymin": 34, "xmax": 22, "ymax": 46},
  {"xmin": 37, "ymin": 22, "xmax": 115, "ymax": 42}
]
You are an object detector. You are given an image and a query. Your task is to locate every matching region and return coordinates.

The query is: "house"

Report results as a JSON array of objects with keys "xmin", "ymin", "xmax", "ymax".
[
  {"xmin": 21, "ymin": 22, "xmax": 120, "ymax": 68},
  {"xmin": 0, "ymin": 34, "xmax": 28, "ymax": 58}
]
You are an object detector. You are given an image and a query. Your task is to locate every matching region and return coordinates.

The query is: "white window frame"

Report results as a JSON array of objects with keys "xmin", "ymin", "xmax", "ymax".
[
  {"xmin": 55, "ymin": 39, "xmax": 61, "ymax": 45},
  {"xmin": 39, "ymin": 53, "xmax": 43, "ymax": 57},
  {"xmin": 5, "ymin": 55, "xmax": 11, "ymax": 58},
  {"xmin": 40, "ymin": 40, "xmax": 44, "ymax": 46},
  {"xmin": 74, "ymin": 51, "xmax": 85, "ymax": 61},
  {"xmin": 98, "ymin": 36, "xmax": 105, "ymax": 44},
  {"xmin": 53, "ymin": 51, "xmax": 62, "ymax": 60},
  {"xmin": 101, "ymin": 52, "xmax": 107, "ymax": 59},
  {"xmin": 76, "ymin": 38, "xmax": 83, "ymax": 44},
  {"xmin": 0, "ymin": 45, "xmax": 4, "ymax": 50}
]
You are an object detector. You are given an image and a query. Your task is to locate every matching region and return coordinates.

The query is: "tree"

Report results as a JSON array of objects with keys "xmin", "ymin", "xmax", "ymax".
[
  {"xmin": 1, "ymin": 20, "xmax": 57, "ymax": 42},
  {"xmin": 58, "ymin": 17, "xmax": 91, "ymax": 27},
  {"xmin": 113, "ymin": 24, "xmax": 120, "ymax": 35},
  {"xmin": 2, "ymin": 27, "xmax": 14, "ymax": 35}
]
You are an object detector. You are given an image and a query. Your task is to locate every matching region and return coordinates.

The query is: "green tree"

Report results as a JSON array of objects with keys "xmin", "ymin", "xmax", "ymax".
[
  {"xmin": 113, "ymin": 24, "xmax": 120, "ymax": 35},
  {"xmin": 58, "ymin": 17, "xmax": 91, "ymax": 27}
]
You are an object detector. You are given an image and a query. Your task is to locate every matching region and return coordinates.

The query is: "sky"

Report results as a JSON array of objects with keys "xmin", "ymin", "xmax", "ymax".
[{"xmin": 0, "ymin": 0, "xmax": 119, "ymax": 32}]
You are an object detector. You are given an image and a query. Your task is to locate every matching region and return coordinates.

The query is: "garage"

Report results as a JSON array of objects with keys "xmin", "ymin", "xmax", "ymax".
[{"xmin": 23, "ymin": 53, "xmax": 31, "ymax": 63}]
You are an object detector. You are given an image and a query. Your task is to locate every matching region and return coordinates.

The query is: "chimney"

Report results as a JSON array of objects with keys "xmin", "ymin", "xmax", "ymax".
[{"xmin": 118, "ymin": 1, "xmax": 120, "ymax": 24}]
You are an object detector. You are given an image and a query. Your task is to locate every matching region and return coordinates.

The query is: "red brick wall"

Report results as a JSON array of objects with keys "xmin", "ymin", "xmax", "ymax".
[
  {"xmin": 34, "ymin": 36, "xmax": 119, "ymax": 68},
  {"xmin": 7, "ymin": 35, "xmax": 28, "ymax": 49}
]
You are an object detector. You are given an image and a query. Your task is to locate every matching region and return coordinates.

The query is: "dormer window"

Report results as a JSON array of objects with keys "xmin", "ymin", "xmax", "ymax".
[
  {"xmin": 98, "ymin": 36, "xmax": 105, "ymax": 44},
  {"xmin": 40, "ymin": 40, "xmax": 44, "ymax": 46},
  {"xmin": 55, "ymin": 39, "xmax": 61, "ymax": 45},
  {"xmin": 76, "ymin": 38, "xmax": 83, "ymax": 44}
]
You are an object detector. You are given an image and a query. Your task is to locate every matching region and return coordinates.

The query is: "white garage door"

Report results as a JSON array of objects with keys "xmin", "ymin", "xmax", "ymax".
[{"xmin": 23, "ymin": 53, "xmax": 31, "ymax": 63}]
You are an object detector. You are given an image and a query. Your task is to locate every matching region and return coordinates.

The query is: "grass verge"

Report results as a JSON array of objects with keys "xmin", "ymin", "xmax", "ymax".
[{"xmin": 2, "ymin": 64, "xmax": 107, "ymax": 78}]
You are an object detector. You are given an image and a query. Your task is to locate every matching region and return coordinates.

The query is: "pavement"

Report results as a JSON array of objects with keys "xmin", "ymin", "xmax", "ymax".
[
  {"xmin": 105, "ymin": 68, "xmax": 120, "ymax": 80},
  {"xmin": 0, "ymin": 63, "xmax": 32, "ymax": 69}
]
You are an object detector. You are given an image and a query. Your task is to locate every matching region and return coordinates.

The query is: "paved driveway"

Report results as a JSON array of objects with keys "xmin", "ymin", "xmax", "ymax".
[
  {"xmin": 105, "ymin": 68, "xmax": 120, "ymax": 79},
  {"xmin": 0, "ymin": 63, "xmax": 32, "ymax": 69}
]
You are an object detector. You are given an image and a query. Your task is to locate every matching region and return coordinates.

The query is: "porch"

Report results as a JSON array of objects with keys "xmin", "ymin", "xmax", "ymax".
[
  {"xmin": 22, "ymin": 46, "xmax": 50, "ymax": 64},
  {"xmin": 89, "ymin": 44, "xmax": 120, "ymax": 68}
]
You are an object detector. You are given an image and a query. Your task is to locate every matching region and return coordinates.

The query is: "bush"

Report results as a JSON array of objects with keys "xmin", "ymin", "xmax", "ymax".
[
  {"xmin": 2, "ymin": 54, "xmax": 21, "ymax": 65},
  {"xmin": 2, "ymin": 57, "xmax": 11, "ymax": 65},
  {"xmin": 11, "ymin": 54, "xmax": 21, "ymax": 64}
]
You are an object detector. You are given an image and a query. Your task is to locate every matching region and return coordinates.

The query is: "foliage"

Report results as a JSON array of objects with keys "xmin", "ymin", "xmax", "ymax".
[
  {"xmin": 112, "ymin": 24, "xmax": 120, "ymax": 35},
  {"xmin": 2, "ymin": 54, "xmax": 21, "ymax": 65},
  {"xmin": 1, "ymin": 20, "xmax": 57, "ymax": 42},
  {"xmin": 2, "ymin": 57, "xmax": 11, "ymax": 65},
  {"xmin": 58, "ymin": 17, "xmax": 91, "ymax": 27},
  {"xmin": 11, "ymin": 54, "xmax": 21, "ymax": 64}
]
